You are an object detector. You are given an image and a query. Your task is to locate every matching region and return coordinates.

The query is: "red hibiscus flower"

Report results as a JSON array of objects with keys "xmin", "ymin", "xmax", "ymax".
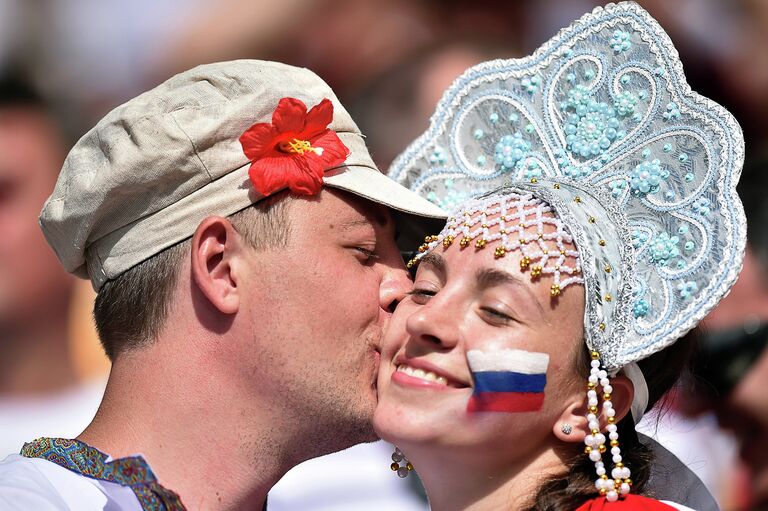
[{"xmin": 239, "ymin": 97, "xmax": 350, "ymax": 196}]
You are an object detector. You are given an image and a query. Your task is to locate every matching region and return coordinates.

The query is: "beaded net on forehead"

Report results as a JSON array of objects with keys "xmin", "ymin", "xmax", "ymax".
[{"xmin": 408, "ymin": 192, "xmax": 583, "ymax": 297}]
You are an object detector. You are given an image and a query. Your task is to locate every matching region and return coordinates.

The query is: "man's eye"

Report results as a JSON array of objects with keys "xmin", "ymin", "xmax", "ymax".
[{"xmin": 355, "ymin": 247, "xmax": 379, "ymax": 264}]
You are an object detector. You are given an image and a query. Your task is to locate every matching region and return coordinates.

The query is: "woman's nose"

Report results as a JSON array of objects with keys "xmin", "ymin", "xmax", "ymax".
[{"xmin": 405, "ymin": 293, "xmax": 460, "ymax": 350}]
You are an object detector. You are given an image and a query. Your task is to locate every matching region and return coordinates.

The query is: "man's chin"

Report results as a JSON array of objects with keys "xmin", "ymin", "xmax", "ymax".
[
  {"xmin": 332, "ymin": 417, "xmax": 379, "ymax": 452},
  {"xmin": 338, "ymin": 390, "xmax": 379, "ymax": 444},
  {"xmin": 357, "ymin": 427, "xmax": 381, "ymax": 445},
  {"xmin": 356, "ymin": 391, "xmax": 380, "ymax": 441}
]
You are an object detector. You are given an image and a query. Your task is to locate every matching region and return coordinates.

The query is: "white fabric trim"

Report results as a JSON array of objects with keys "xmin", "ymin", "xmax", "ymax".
[{"xmin": 622, "ymin": 362, "xmax": 649, "ymax": 423}]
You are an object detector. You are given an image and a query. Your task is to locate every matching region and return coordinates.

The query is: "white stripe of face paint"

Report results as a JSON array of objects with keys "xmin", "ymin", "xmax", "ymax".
[{"xmin": 467, "ymin": 349, "xmax": 550, "ymax": 374}]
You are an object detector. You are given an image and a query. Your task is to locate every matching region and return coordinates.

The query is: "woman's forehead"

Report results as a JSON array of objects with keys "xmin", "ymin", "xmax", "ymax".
[
  {"xmin": 423, "ymin": 234, "xmax": 585, "ymax": 314},
  {"xmin": 411, "ymin": 191, "xmax": 583, "ymax": 299}
]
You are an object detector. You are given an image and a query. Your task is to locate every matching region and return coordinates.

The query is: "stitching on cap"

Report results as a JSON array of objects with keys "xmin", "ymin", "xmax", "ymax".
[
  {"xmin": 170, "ymin": 112, "xmax": 213, "ymax": 181},
  {"xmin": 326, "ymin": 163, "xmax": 379, "ymax": 173},
  {"xmin": 86, "ymin": 243, "xmax": 108, "ymax": 289}
]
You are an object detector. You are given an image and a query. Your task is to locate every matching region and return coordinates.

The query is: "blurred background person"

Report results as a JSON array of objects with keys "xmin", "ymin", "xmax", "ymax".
[
  {"xmin": 696, "ymin": 245, "xmax": 768, "ymax": 510},
  {"xmin": 676, "ymin": 154, "xmax": 768, "ymax": 510},
  {"xmin": 0, "ymin": 74, "xmax": 105, "ymax": 458}
]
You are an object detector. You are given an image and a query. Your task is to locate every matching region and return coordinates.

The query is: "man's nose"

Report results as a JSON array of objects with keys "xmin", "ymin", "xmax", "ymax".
[{"xmin": 379, "ymin": 266, "xmax": 411, "ymax": 314}]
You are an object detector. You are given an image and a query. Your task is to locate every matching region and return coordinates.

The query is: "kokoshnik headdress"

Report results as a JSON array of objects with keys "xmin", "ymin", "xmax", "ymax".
[{"xmin": 388, "ymin": 1, "xmax": 745, "ymax": 500}]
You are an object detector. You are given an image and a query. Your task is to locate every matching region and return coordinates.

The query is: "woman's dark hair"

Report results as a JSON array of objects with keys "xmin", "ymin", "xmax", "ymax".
[{"xmin": 522, "ymin": 328, "xmax": 699, "ymax": 511}]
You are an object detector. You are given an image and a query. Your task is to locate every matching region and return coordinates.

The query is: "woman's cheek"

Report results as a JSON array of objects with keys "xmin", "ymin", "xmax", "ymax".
[{"xmin": 466, "ymin": 347, "xmax": 550, "ymax": 414}]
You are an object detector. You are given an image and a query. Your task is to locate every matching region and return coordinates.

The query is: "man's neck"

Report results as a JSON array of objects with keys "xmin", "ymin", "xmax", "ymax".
[
  {"xmin": 78, "ymin": 343, "xmax": 300, "ymax": 511},
  {"xmin": 0, "ymin": 313, "xmax": 79, "ymax": 395}
]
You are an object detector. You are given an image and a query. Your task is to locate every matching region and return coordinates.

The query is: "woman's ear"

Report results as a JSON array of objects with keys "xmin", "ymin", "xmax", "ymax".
[
  {"xmin": 600, "ymin": 374, "xmax": 634, "ymax": 427},
  {"xmin": 552, "ymin": 374, "xmax": 635, "ymax": 442},
  {"xmin": 190, "ymin": 216, "xmax": 244, "ymax": 315},
  {"xmin": 553, "ymin": 398, "xmax": 589, "ymax": 443}
]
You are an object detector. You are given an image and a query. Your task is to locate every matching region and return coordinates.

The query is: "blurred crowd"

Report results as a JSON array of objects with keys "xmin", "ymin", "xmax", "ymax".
[{"xmin": 1, "ymin": 0, "xmax": 767, "ymax": 510}]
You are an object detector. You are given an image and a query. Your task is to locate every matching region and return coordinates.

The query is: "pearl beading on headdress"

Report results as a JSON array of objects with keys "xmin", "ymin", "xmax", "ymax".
[
  {"xmin": 408, "ymin": 192, "xmax": 583, "ymax": 297},
  {"xmin": 585, "ymin": 351, "xmax": 632, "ymax": 501}
]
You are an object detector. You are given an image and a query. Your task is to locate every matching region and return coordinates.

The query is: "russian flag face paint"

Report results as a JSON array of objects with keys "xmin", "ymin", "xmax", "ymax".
[{"xmin": 466, "ymin": 348, "xmax": 550, "ymax": 413}]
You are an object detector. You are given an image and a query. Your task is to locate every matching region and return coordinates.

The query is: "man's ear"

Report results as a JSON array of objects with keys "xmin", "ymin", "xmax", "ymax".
[
  {"xmin": 552, "ymin": 375, "xmax": 635, "ymax": 442},
  {"xmin": 190, "ymin": 216, "xmax": 244, "ymax": 315}
]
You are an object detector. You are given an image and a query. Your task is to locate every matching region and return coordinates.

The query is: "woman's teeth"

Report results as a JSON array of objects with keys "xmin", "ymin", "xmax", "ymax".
[{"xmin": 397, "ymin": 364, "xmax": 448, "ymax": 385}]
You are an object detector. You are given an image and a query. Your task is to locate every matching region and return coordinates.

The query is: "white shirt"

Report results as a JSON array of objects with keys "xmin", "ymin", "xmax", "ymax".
[
  {"xmin": 0, "ymin": 454, "xmax": 141, "ymax": 510},
  {"xmin": 268, "ymin": 441, "xmax": 429, "ymax": 511}
]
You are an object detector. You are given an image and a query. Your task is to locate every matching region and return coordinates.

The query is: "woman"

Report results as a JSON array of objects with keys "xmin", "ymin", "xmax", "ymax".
[
  {"xmin": 376, "ymin": 3, "xmax": 745, "ymax": 510},
  {"xmin": 375, "ymin": 188, "xmax": 701, "ymax": 510}
]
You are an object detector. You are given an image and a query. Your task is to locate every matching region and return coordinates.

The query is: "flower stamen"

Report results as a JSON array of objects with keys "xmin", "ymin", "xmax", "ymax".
[{"xmin": 280, "ymin": 138, "xmax": 324, "ymax": 156}]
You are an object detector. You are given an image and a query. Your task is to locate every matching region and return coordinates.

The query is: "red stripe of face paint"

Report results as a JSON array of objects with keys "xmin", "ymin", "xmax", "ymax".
[{"xmin": 467, "ymin": 392, "xmax": 545, "ymax": 413}]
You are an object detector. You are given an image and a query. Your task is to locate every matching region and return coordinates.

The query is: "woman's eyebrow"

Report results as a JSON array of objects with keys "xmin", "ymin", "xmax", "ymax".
[
  {"xmin": 475, "ymin": 268, "xmax": 545, "ymax": 315},
  {"xmin": 419, "ymin": 252, "xmax": 446, "ymax": 274}
]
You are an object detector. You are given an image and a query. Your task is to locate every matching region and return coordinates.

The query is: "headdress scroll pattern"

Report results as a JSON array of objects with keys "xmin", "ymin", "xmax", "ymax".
[{"xmin": 389, "ymin": 1, "xmax": 745, "ymax": 370}]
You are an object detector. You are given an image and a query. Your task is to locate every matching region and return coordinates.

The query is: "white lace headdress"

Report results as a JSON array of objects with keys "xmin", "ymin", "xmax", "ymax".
[{"xmin": 390, "ymin": 1, "xmax": 746, "ymax": 372}]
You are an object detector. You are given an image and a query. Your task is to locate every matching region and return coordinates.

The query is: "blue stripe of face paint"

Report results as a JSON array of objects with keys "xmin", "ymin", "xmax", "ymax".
[{"xmin": 472, "ymin": 371, "xmax": 546, "ymax": 393}]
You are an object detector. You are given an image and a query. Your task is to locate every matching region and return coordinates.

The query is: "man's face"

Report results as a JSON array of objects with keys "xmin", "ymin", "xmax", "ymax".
[
  {"xmin": 0, "ymin": 107, "xmax": 72, "ymax": 329},
  {"xmin": 237, "ymin": 189, "xmax": 410, "ymax": 454}
]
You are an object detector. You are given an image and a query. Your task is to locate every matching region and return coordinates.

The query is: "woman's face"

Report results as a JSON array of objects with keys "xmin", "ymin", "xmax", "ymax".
[{"xmin": 374, "ymin": 209, "xmax": 587, "ymax": 461}]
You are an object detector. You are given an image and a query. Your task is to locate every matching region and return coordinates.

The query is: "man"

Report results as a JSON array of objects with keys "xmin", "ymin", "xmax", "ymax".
[
  {"xmin": 0, "ymin": 60, "xmax": 445, "ymax": 510},
  {"xmin": 0, "ymin": 75, "xmax": 104, "ymax": 458}
]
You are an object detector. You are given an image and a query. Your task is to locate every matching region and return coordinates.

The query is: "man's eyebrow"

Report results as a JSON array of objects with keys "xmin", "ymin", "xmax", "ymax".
[
  {"xmin": 336, "ymin": 219, "xmax": 375, "ymax": 231},
  {"xmin": 476, "ymin": 268, "xmax": 545, "ymax": 315},
  {"xmin": 336, "ymin": 215, "xmax": 398, "ymax": 240},
  {"xmin": 419, "ymin": 252, "xmax": 446, "ymax": 274}
]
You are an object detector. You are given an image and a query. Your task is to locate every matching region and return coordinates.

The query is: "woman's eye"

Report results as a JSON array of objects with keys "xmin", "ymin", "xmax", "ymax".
[
  {"xmin": 480, "ymin": 306, "xmax": 514, "ymax": 324},
  {"xmin": 407, "ymin": 287, "xmax": 436, "ymax": 305}
]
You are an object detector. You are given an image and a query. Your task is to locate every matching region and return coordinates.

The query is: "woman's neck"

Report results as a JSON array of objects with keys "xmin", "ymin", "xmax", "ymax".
[{"xmin": 405, "ymin": 442, "xmax": 567, "ymax": 511}]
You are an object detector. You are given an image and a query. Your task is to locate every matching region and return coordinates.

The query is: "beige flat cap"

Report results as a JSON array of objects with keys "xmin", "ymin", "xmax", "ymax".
[{"xmin": 39, "ymin": 60, "xmax": 446, "ymax": 290}]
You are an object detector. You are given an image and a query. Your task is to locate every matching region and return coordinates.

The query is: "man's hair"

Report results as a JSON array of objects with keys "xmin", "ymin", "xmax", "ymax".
[{"xmin": 93, "ymin": 192, "xmax": 293, "ymax": 360}]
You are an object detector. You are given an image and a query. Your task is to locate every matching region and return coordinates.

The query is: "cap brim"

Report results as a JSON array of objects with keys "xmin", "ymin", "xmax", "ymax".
[
  {"xmin": 323, "ymin": 165, "xmax": 447, "ymax": 252},
  {"xmin": 324, "ymin": 165, "xmax": 446, "ymax": 219}
]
